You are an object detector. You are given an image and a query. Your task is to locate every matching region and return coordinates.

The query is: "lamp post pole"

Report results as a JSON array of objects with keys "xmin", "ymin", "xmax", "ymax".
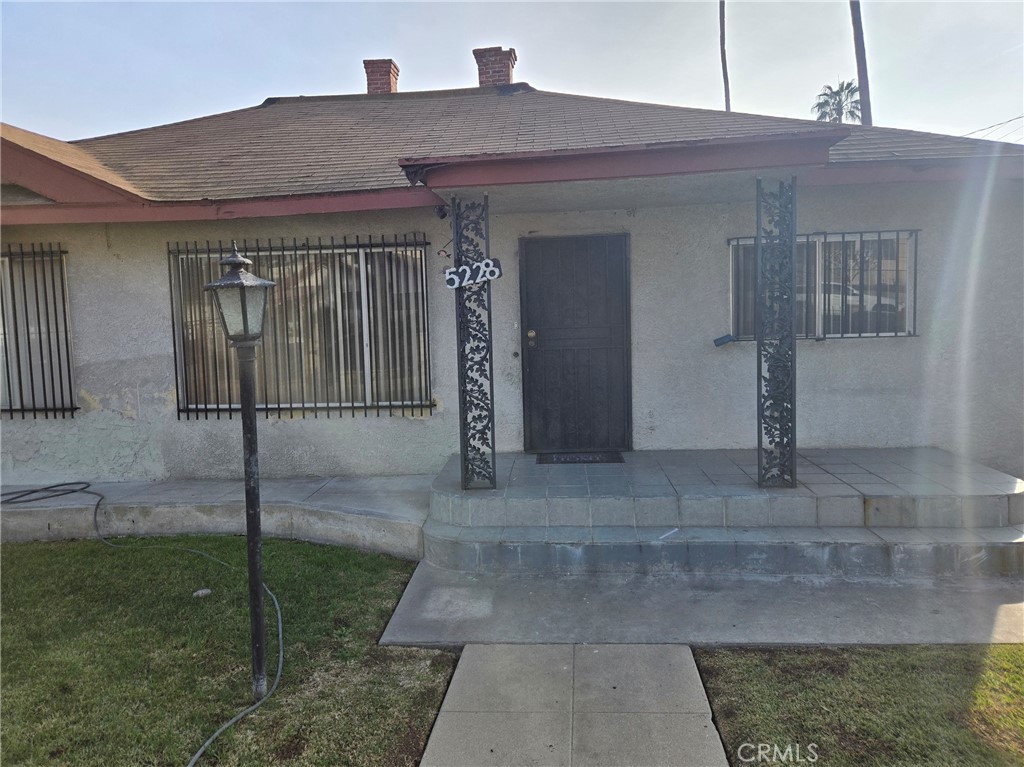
[
  {"xmin": 203, "ymin": 242, "xmax": 276, "ymax": 703},
  {"xmin": 237, "ymin": 341, "xmax": 267, "ymax": 701}
]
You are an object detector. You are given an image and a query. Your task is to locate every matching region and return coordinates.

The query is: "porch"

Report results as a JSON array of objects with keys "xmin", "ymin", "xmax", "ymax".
[
  {"xmin": 425, "ymin": 447, "xmax": 1023, "ymax": 578},
  {"xmin": 2, "ymin": 446, "xmax": 1020, "ymax": 580}
]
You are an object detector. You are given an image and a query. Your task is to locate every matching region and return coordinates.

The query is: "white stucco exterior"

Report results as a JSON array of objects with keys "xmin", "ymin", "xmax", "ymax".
[{"xmin": 2, "ymin": 174, "xmax": 1022, "ymax": 482}]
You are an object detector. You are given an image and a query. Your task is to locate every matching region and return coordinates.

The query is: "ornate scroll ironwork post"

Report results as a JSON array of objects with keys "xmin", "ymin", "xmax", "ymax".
[
  {"xmin": 755, "ymin": 177, "xmax": 797, "ymax": 487},
  {"xmin": 452, "ymin": 196, "xmax": 497, "ymax": 489}
]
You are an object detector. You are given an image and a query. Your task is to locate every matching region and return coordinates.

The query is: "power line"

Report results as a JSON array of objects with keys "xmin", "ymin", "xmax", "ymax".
[
  {"xmin": 974, "ymin": 119, "xmax": 1022, "ymax": 140},
  {"xmin": 986, "ymin": 123, "xmax": 1024, "ymax": 143},
  {"xmin": 961, "ymin": 115, "xmax": 1023, "ymax": 138}
]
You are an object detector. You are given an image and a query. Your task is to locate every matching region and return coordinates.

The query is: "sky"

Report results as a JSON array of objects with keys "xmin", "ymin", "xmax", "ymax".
[{"xmin": 1, "ymin": 1, "xmax": 1022, "ymax": 144}]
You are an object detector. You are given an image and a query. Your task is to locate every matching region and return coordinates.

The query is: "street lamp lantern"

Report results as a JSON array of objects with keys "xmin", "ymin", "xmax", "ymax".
[
  {"xmin": 204, "ymin": 241, "xmax": 276, "ymax": 702},
  {"xmin": 204, "ymin": 244, "xmax": 275, "ymax": 345}
]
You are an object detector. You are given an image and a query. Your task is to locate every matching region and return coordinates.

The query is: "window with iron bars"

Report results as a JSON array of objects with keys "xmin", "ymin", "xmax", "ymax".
[
  {"xmin": 168, "ymin": 236, "xmax": 432, "ymax": 418},
  {"xmin": 729, "ymin": 230, "xmax": 918, "ymax": 339},
  {"xmin": 1, "ymin": 244, "xmax": 77, "ymax": 418}
]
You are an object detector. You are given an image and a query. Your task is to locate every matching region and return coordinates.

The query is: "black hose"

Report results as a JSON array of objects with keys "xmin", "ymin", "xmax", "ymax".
[{"xmin": 0, "ymin": 482, "xmax": 285, "ymax": 765}]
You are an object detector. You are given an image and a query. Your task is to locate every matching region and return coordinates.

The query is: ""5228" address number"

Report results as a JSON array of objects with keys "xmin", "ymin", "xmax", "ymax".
[{"xmin": 444, "ymin": 258, "xmax": 502, "ymax": 289}]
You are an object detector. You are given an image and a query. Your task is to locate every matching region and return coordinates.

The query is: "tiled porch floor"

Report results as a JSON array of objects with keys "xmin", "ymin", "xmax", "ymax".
[
  {"xmin": 429, "ymin": 448, "xmax": 1023, "ymax": 529},
  {"xmin": 441, "ymin": 447, "xmax": 1023, "ymax": 498},
  {"xmin": 425, "ymin": 448, "xmax": 1023, "ymax": 576}
]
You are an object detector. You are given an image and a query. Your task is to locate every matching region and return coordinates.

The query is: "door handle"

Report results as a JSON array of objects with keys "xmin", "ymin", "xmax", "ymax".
[
  {"xmin": 527, "ymin": 330, "xmax": 537, "ymax": 338},
  {"xmin": 526, "ymin": 329, "xmax": 537, "ymax": 347}
]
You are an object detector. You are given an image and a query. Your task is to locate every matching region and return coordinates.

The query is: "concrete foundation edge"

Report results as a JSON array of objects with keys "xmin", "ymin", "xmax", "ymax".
[{"xmin": 0, "ymin": 503, "xmax": 423, "ymax": 560}]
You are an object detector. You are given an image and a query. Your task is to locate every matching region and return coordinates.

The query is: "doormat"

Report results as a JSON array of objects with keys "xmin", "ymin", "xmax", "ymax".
[{"xmin": 537, "ymin": 451, "xmax": 624, "ymax": 465}]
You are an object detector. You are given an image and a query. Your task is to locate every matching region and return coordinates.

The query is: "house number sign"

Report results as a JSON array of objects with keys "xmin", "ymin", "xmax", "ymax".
[{"xmin": 444, "ymin": 258, "xmax": 502, "ymax": 289}]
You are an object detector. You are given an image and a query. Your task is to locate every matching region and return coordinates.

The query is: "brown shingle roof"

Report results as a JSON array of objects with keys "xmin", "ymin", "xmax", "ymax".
[
  {"xmin": 830, "ymin": 124, "xmax": 1020, "ymax": 163},
  {"xmin": 63, "ymin": 83, "xmax": 1024, "ymax": 202},
  {"xmin": 1, "ymin": 122, "xmax": 146, "ymax": 198}
]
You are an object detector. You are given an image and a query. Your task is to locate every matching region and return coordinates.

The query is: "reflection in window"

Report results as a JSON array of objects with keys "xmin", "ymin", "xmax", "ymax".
[{"xmin": 730, "ymin": 230, "xmax": 917, "ymax": 339}]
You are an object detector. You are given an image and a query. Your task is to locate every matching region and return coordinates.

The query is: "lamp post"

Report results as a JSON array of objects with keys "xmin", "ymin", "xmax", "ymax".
[{"xmin": 204, "ymin": 242, "xmax": 276, "ymax": 702}]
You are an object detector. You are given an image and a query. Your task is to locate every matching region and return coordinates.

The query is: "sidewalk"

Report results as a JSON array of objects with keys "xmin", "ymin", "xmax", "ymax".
[{"xmin": 421, "ymin": 644, "xmax": 727, "ymax": 767}]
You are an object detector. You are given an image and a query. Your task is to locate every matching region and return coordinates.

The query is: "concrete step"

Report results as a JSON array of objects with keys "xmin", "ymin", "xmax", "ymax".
[
  {"xmin": 423, "ymin": 520, "xmax": 1024, "ymax": 578},
  {"xmin": 431, "ymin": 450, "xmax": 1024, "ymax": 529},
  {"xmin": 431, "ymin": 483, "xmax": 1023, "ymax": 529}
]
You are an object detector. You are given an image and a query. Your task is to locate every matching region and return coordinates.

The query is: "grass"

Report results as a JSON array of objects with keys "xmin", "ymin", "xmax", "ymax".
[
  {"xmin": 6, "ymin": 538, "xmax": 1022, "ymax": 767},
  {"xmin": 0, "ymin": 536, "xmax": 456, "ymax": 766},
  {"xmin": 694, "ymin": 645, "xmax": 1024, "ymax": 767}
]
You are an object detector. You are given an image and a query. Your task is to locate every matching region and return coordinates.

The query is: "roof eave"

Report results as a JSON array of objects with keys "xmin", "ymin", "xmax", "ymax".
[
  {"xmin": 805, "ymin": 154, "xmax": 1024, "ymax": 186},
  {"xmin": 399, "ymin": 127, "xmax": 851, "ymax": 182},
  {"xmin": 401, "ymin": 131, "xmax": 851, "ymax": 189},
  {"xmin": 0, "ymin": 186, "xmax": 445, "ymax": 226},
  {"xmin": 1, "ymin": 136, "xmax": 148, "ymax": 205}
]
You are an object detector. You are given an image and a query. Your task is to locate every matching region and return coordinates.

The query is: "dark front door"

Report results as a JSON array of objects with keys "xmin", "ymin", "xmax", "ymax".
[{"xmin": 520, "ymin": 235, "xmax": 631, "ymax": 453}]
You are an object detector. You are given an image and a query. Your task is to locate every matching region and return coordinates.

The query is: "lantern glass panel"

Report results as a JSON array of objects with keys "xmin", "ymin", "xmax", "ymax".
[
  {"xmin": 214, "ymin": 288, "xmax": 247, "ymax": 339},
  {"xmin": 247, "ymin": 288, "xmax": 267, "ymax": 337}
]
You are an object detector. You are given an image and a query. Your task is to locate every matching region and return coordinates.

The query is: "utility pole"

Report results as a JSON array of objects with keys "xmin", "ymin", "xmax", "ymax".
[
  {"xmin": 850, "ymin": 0, "xmax": 873, "ymax": 126},
  {"xmin": 720, "ymin": 0, "xmax": 731, "ymax": 112}
]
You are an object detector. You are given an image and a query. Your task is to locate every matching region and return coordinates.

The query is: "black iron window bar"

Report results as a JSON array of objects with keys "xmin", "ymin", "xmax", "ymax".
[
  {"xmin": 731, "ymin": 229, "xmax": 919, "ymax": 340},
  {"xmin": 168, "ymin": 235, "xmax": 432, "ymax": 419},
  {"xmin": 1, "ymin": 243, "xmax": 77, "ymax": 419}
]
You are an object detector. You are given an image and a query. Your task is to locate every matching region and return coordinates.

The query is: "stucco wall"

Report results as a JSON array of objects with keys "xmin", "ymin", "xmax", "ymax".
[
  {"xmin": 483, "ymin": 177, "xmax": 1023, "ymax": 476},
  {"xmin": 1, "ymin": 210, "xmax": 458, "ymax": 481},
  {"xmin": 2, "ymin": 176, "xmax": 1022, "ymax": 482}
]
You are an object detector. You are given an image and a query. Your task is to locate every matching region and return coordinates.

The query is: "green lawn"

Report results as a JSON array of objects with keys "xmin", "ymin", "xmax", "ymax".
[
  {"xmin": 6, "ymin": 538, "xmax": 1022, "ymax": 767},
  {"xmin": 695, "ymin": 645, "xmax": 1024, "ymax": 767},
  {"xmin": 0, "ymin": 537, "xmax": 456, "ymax": 766}
]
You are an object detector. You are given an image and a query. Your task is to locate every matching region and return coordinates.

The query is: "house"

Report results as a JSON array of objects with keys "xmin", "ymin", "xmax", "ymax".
[{"xmin": 2, "ymin": 47, "xmax": 1022, "ymax": 489}]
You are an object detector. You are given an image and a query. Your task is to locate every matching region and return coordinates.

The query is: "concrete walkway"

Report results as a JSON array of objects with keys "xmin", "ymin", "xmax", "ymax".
[
  {"xmin": 383, "ymin": 563, "xmax": 1024, "ymax": 646},
  {"xmin": 421, "ymin": 644, "xmax": 727, "ymax": 767}
]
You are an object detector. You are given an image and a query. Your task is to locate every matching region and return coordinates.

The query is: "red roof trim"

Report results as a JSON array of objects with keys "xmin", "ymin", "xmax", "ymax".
[
  {"xmin": 411, "ymin": 136, "xmax": 843, "ymax": 188},
  {"xmin": 5, "ymin": 131, "xmax": 1018, "ymax": 227},
  {"xmin": 398, "ymin": 127, "xmax": 852, "ymax": 168},
  {"xmin": 803, "ymin": 155, "xmax": 1024, "ymax": 185},
  {"xmin": 0, "ymin": 186, "xmax": 445, "ymax": 226},
  {"xmin": 1, "ymin": 137, "xmax": 146, "ymax": 205}
]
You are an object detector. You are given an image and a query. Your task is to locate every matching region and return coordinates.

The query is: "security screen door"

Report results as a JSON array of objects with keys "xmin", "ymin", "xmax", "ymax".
[{"xmin": 520, "ymin": 235, "xmax": 631, "ymax": 453}]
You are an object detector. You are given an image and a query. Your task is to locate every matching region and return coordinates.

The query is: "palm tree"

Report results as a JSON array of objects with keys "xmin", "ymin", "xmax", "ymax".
[
  {"xmin": 719, "ymin": 0, "xmax": 731, "ymax": 112},
  {"xmin": 849, "ymin": 0, "xmax": 873, "ymax": 126},
  {"xmin": 812, "ymin": 80, "xmax": 861, "ymax": 124}
]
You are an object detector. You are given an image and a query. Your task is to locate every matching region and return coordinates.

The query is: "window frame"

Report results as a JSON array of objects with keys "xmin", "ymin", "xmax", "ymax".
[{"xmin": 728, "ymin": 229, "xmax": 919, "ymax": 341}]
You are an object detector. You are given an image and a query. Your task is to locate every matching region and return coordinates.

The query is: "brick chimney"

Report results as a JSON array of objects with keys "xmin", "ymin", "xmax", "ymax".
[
  {"xmin": 363, "ymin": 59, "xmax": 399, "ymax": 94},
  {"xmin": 473, "ymin": 47, "xmax": 517, "ymax": 87}
]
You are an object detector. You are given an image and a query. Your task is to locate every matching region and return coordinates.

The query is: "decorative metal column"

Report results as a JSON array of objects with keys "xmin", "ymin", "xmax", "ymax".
[
  {"xmin": 451, "ymin": 196, "xmax": 497, "ymax": 489},
  {"xmin": 755, "ymin": 177, "xmax": 798, "ymax": 487}
]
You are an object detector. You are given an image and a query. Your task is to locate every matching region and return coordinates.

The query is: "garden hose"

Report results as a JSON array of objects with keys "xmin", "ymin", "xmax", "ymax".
[{"xmin": 0, "ymin": 482, "xmax": 285, "ymax": 766}]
